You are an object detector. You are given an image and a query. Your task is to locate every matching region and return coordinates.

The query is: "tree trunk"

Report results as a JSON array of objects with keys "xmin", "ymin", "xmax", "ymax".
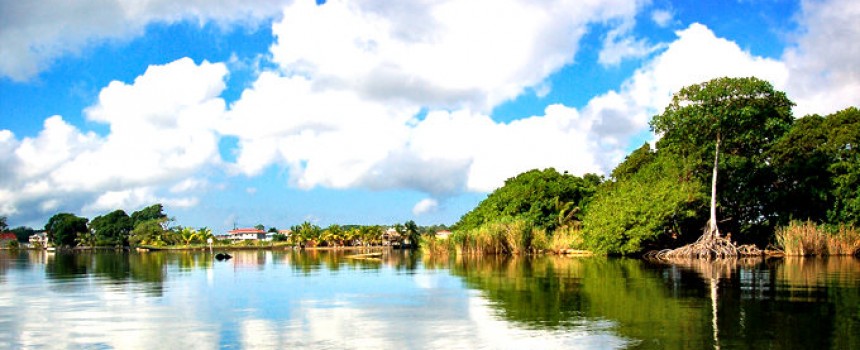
[{"xmin": 708, "ymin": 133, "xmax": 721, "ymax": 238}]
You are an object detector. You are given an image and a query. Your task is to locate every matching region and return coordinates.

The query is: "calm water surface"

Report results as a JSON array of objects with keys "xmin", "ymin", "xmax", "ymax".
[{"xmin": 0, "ymin": 249, "xmax": 857, "ymax": 349}]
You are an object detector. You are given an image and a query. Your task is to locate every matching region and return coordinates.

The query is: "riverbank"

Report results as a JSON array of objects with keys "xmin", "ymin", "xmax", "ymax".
[{"xmin": 136, "ymin": 244, "xmax": 392, "ymax": 252}]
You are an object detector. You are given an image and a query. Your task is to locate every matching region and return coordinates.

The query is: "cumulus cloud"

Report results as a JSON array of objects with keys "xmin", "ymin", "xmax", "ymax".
[
  {"xmin": 222, "ymin": 0, "xmax": 645, "ymax": 195},
  {"xmin": 585, "ymin": 23, "xmax": 788, "ymax": 148},
  {"xmin": 269, "ymin": 0, "xmax": 644, "ymax": 111},
  {"xmin": 783, "ymin": 0, "xmax": 860, "ymax": 116},
  {"xmin": 0, "ymin": 58, "xmax": 226, "ymax": 222},
  {"xmin": 0, "ymin": 0, "xmax": 290, "ymax": 81}
]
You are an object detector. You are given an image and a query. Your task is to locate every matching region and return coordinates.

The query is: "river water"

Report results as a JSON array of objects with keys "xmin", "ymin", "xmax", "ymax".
[{"xmin": 0, "ymin": 249, "xmax": 857, "ymax": 349}]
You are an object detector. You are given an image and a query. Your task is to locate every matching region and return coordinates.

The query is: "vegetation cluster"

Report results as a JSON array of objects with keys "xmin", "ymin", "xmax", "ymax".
[{"xmin": 429, "ymin": 77, "xmax": 859, "ymax": 257}]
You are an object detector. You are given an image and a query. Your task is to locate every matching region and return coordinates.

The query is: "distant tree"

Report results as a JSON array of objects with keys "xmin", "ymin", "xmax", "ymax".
[
  {"xmin": 0, "ymin": 215, "xmax": 7, "ymax": 232},
  {"xmin": 131, "ymin": 204, "xmax": 167, "ymax": 227},
  {"xmin": 90, "ymin": 209, "xmax": 133, "ymax": 246},
  {"xmin": 254, "ymin": 224, "xmax": 265, "ymax": 231},
  {"xmin": 45, "ymin": 213, "xmax": 89, "ymax": 247},
  {"xmin": 268, "ymin": 227, "xmax": 278, "ymax": 233},
  {"xmin": 290, "ymin": 221, "xmax": 321, "ymax": 247},
  {"xmin": 198, "ymin": 227, "xmax": 214, "ymax": 242},
  {"xmin": 404, "ymin": 220, "xmax": 420, "ymax": 247},
  {"xmin": 129, "ymin": 218, "xmax": 168, "ymax": 246},
  {"xmin": 10, "ymin": 226, "xmax": 36, "ymax": 242},
  {"xmin": 455, "ymin": 168, "xmax": 601, "ymax": 232},
  {"xmin": 178, "ymin": 227, "xmax": 199, "ymax": 246}
]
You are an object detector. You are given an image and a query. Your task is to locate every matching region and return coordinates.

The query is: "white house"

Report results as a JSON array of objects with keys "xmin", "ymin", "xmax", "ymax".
[{"xmin": 225, "ymin": 228, "xmax": 266, "ymax": 242}]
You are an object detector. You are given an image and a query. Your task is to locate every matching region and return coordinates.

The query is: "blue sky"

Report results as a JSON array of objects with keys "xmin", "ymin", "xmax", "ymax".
[{"xmin": 1, "ymin": 0, "xmax": 858, "ymax": 233}]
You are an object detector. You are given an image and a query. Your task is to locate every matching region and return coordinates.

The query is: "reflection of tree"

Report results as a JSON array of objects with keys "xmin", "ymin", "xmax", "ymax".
[
  {"xmin": 654, "ymin": 258, "xmax": 759, "ymax": 350},
  {"xmin": 43, "ymin": 251, "xmax": 167, "ymax": 296},
  {"xmin": 656, "ymin": 257, "xmax": 860, "ymax": 350},
  {"xmin": 448, "ymin": 256, "xmax": 714, "ymax": 349}
]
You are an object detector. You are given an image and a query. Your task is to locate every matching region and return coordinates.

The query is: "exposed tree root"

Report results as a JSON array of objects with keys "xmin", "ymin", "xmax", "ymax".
[{"xmin": 645, "ymin": 230, "xmax": 763, "ymax": 260}]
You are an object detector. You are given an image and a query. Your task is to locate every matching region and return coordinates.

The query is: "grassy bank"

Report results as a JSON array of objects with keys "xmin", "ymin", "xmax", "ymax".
[
  {"xmin": 776, "ymin": 221, "xmax": 860, "ymax": 256},
  {"xmin": 421, "ymin": 219, "xmax": 589, "ymax": 256}
]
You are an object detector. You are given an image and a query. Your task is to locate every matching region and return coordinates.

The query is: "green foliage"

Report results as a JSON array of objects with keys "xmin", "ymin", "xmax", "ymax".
[
  {"xmin": 650, "ymin": 76, "xmax": 795, "ymax": 242},
  {"xmin": 10, "ymin": 226, "xmax": 36, "ymax": 242},
  {"xmin": 404, "ymin": 220, "xmax": 420, "ymax": 248},
  {"xmin": 455, "ymin": 168, "xmax": 601, "ymax": 232},
  {"xmin": 770, "ymin": 107, "xmax": 860, "ymax": 227},
  {"xmin": 822, "ymin": 107, "xmax": 860, "ymax": 225},
  {"xmin": 45, "ymin": 213, "xmax": 89, "ymax": 247},
  {"xmin": 582, "ymin": 154, "xmax": 706, "ymax": 254},
  {"xmin": 131, "ymin": 204, "xmax": 167, "ymax": 226},
  {"xmin": 129, "ymin": 218, "xmax": 168, "ymax": 246},
  {"xmin": 0, "ymin": 215, "xmax": 7, "ymax": 232},
  {"xmin": 611, "ymin": 143, "xmax": 655, "ymax": 181},
  {"xmin": 90, "ymin": 209, "xmax": 133, "ymax": 246},
  {"xmin": 290, "ymin": 221, "xmax": 322, "ymax": 246},
  {"xmin": 770, "ymin": 114, "xmax": 832, "ymax": 224}
]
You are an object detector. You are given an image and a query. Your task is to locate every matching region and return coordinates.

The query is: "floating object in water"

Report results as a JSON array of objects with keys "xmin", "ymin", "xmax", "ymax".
[{"xmin": 215, "ymin": 252, "xmax": 232, "ymax": 260}]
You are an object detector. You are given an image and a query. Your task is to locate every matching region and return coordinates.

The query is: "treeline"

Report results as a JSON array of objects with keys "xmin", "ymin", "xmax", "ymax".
[
  {"xmin": 41, "ymin": 204, "xmax": 176, "ymax": 248},
  {"xmin": 4, "ymin": 203, "xmax": 448, "ymax": 249},
  {"xmin": 447, "ymin": 77, "xmax": 859, "ymax": 255}
]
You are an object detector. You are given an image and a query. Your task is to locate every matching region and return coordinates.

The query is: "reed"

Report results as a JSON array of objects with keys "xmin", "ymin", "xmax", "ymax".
[
  {"xmin": 776, "ymin": 221, "xmax": 860, "ymax": 256},
  {"xmin": 548, "ymin": 225, "xmax": 585, "ymax": 252}
]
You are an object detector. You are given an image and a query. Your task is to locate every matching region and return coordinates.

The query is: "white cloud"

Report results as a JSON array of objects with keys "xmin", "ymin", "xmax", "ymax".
[
  {"xmin": 413, "ymin": 198, "xmax": 439, "ymax": 216},
  {"xmin": 223, "ymin": 0, "xmax": 645, "ymax": 195},
  {"xmin": 0, "ymin": 58, "xmax": 227, "ymax": 223},
  {"xmin": 651, "ymin": 9, "xmax": 673, "ymax": 27},
  {"xmin": 585, "ymin": 23, "xmax": 789, "ymax": 146},
  {"xmin": 0, "ymin": 0, "xmax": 291, "ymax": 81},
  {"xmin": 598, "ymin": 20, "xmax": 664, "ymax": 66},
  {"xmin": 269, "ymin": 0, "xmax": 644, "ymax": 111},
  {"xmin": 783, "ymin": 0, "xmax": 860, "ymax": 116}
]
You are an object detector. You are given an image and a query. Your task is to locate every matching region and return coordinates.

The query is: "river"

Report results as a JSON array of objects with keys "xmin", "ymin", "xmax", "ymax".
[{"xmin": 0, "ymin": 249, "xmax": 857, "ymax": 349}]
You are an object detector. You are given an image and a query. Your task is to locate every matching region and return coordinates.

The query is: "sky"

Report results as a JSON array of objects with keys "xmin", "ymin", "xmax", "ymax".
[{"xmin": 1, "ymin": 0, "xmax": 858, "ymax": 233}]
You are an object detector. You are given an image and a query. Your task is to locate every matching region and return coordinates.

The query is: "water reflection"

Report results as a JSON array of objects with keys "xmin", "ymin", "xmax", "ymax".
[{"xmin": 0, "ymin": 250, "xmax": 857, "ymax": 349}]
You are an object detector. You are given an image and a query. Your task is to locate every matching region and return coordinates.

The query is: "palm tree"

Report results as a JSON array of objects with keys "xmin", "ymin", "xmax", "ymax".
[
  {"xmin": 324, "ymin": 224, "xmax": 344, "ymax": 247},
  {"xmin": 179, "ymin": 227, "xmax": 198, "ymax": 246},
  {"xmin": 404, "ymin": 220, "xmax": 421, "ymax": 248},
  {"xmin": 198, "ymin": 227, "xmax": 214, "ymax": 243},
  {"xmin": 555, "ymin": 197, "xmax": 581, "ymax": 228}
]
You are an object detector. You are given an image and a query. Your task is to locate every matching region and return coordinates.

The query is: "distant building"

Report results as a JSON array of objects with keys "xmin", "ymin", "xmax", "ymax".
[
  {"xmin": 224, "ymin": 228, "xmax": 266, "ymax": 242},
  {"xmin": 29, "ymin": 232, "xmax": 49, "ymax": 247},
  {"xmin": 382, "ymin": 228, "xmax": 401, "ymax": 246}
]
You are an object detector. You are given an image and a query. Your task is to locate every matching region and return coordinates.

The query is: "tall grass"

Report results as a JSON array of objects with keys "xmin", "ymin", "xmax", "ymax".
[
  {"xmin": 548, "ymin": 225, "xmax": 586, "ymax": 252},
  {"xmin": 421, "ymin": 219, "xmax": 591, "ymax": 256},
  {"xmin": 776, "ymin": 221, "xmax": 860, "ymax": 256}
]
